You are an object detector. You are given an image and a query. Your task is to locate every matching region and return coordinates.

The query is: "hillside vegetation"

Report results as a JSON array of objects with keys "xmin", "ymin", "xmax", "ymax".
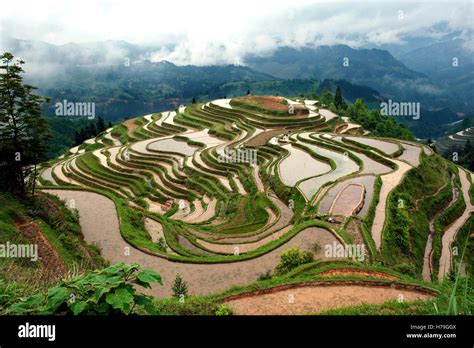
[{"xmin": 1, "ymin": 52, "xmax": 472, "ymax": 315}]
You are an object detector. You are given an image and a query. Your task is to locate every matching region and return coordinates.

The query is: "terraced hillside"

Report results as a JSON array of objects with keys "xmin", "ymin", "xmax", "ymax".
[
  {"xmin": 435, "ymin": 126, "xmax": 474, "ymax": 156},
  {"xmin": 37, "ymin": 96, "xmax": 473, "ymax": 314}
]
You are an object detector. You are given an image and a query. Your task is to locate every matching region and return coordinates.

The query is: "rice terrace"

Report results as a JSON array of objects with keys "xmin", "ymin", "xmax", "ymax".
[
  {"xmin": 6, "ymin": 93, "xmax": 467, "ymax": 316},
  {"xmin": 0, "ymin": 5, "xmax": 473, "ymax": 342}
]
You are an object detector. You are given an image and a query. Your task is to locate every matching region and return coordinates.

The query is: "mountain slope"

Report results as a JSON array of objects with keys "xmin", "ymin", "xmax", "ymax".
[{"xmin": 245, "ymin": 45, "xmax": 465, "ymax": 112}]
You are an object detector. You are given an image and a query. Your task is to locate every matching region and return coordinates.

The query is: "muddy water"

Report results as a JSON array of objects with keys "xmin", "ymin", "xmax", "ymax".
[
  {"xmin": 347, "ymin": 137, "xmax": 399, "ymax": 155},
  {"xmin": 330, "ymin": 184, "xmax": 365, "ymax": 216},
  {"xmin": 297, "ymin": 139, "xmax": 359, "ymax": 200},
  {"xmin": 148, "ymin": 138, "xmax": 199, "ymax": 156},
  {"xmin": 399, "ymin": 143, "xmax": 422, "ymax": 167},
  {"xmin": 279, "ymin": 144, "xmax": 331, "ymax": 187},
  {"xmin": 315, "ymin": 134, "xmax": 391, "ymax": 175},
  {"xmin": 42, "ymin": 189, "xmax": 340, "ymax": 297},
  {"xmin": 319, "ymin": 175, "xmax": 375, "ymax": 217},
  {"xmin": 184, "ymin": 129, "xmax": 225, "ymax": 148}
]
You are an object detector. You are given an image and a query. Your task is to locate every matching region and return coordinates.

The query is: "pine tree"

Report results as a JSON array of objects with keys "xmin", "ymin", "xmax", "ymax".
[
  {"xmin": 464, "ymin": 139, "xmax": 471, "ymax": 154},
  {"xmin": 97, "ymin": 116, "xmax": 106, "ymax": 133},
  {"xmin": 0, "ymin": 52, "xmax": 51, "ymax": 195},
  {"xmin": 89, "ymin": 123, "xmax": 97, "ymax": 137},
  {"xmin": 172, "ymin": 273, "xmax": 188, "ymax": 298},
  {"xmin": 334, "ymin": 86, "xmax": 347, "ymax": 110},
  {"xmin": 74, "ymin": 131, "xmax": 81, "ymax": 145}
]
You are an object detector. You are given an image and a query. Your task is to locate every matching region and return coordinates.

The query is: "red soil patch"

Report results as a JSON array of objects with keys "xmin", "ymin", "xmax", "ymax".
[
  {"xmin": 39, "ymin": 195, "xmax": 61, "ymax": 217},
  {"xmin": 15, "ymin": 220, "xmax": 66, "ymax": 276},
  {"xmin": 317, "ymin": 268, "xmax": 399, "ymax": 281},
  {"xmin": 233, "ymin": 96, "xmax": 309, "ymax": 116},
  {"xmin": 335, "ymin": 124, "xmax": 348, "ymax": 133},
  {"xmin": 245, "ymin": 129, "xmax": 286, "ymax": 147},
  {"xmin": 123, "ymin": 118, "xmax": 140, "ymax": 137},
  {"xmin": 222, "ymin": 281, "xmax": 434, "ymax": 315}
]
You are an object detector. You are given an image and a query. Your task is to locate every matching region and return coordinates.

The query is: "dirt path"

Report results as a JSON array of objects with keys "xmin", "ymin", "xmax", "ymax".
[
  {"xmin": 252, "ymin": 165, "xmax": 264, "ymax": 192},
  {"xmin": 123, "ymin": 118, "xmax": 140, "ymax": 137},
  {"xmin": 422, "ymin": 176, "xmax": 458, "ymax": 282},
  {"xmin": 422, "ymin": 234, "xmax": 435, "ymax": 282},
  {"xmin": 42, "ymin": 189, "xmax": 335, "ymax": 297},
  {"xmin": 438, "ymin": 168, "xmax": 474, "ymax": 282},
  {"xmin": 232, "ymin": 174, "xmax": 247, "ymax": 195},
  {"xmin": 16, "ymin": 220, "xmax": 66, "ymax": 276},
  {"xmin": 185, "ymin": 197, "xmax": 217, "ymax": 223},
  {"xmin": 224, "ymin": 283, "xmax": 433, "ymax": 315},
  {"xmin": 372, "ymin": 159, "xmax": 412, "ymax": 250}
]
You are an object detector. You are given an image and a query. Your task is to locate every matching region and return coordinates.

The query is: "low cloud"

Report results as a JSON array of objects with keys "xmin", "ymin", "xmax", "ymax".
[{"xmin": 0, "ymin": 0, "xmax": 472, "ymax": 66}]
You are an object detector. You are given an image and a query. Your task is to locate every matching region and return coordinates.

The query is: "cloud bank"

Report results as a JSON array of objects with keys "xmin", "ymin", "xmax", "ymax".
[{"xmin": 1, "ymin": 0, "xmax": 472, "ymax": 65}]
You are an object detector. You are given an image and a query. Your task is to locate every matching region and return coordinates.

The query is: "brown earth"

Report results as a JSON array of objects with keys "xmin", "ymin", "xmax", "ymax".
[
  {"xmin": 15, "ymin": 220, "xmax": 66, "ymax": 277},
  {"xmin": 223, "ymin": 281, "xmax": 434, "ymax": 315},
  {"xmin": 317, "ymin": 268, "xmax": 399, "ymax": 280}
]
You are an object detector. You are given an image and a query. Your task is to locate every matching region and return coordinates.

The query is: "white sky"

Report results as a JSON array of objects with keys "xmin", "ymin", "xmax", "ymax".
[{"xmin": 1, "ymin": 0, "xmax": 473, "ymax": 65}]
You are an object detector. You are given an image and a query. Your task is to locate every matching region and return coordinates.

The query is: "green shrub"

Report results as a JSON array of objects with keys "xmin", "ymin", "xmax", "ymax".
[
  {"xmin": 275, "ymin": 247, "xmax": 313, "ymax": 275},
  {"xmin": 0, "ymin": 279, "xmax": 19, "ymax": 310},
  {"xmin": 172, "ymin": 273, "xmax": 188, "ymax": 298},
  {"xmin": 215, "ymin": 304, "xmax": 233, "ymax": 316},
  {"xmin": 393, "ymin": 262, "xmax": 416, "ymax": 277},
  {"xmin": 257, "ymin": 270, "xmax": 272, "ymax": 281}
]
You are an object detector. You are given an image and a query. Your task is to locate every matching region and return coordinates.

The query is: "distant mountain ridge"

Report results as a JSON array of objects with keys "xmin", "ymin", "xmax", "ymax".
[
  {"xmin": 244, "ymin": 45, "xmax": 469, "ymax": 112},
  {"xmin": 1, "ymin": 35, "xmax": 472, "ymax": 136}
]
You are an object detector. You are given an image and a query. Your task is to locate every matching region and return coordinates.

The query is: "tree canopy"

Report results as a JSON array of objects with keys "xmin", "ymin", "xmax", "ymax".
[{"xmin": 0, "ymin": 52, "xmax": 51, "ymax": 195}]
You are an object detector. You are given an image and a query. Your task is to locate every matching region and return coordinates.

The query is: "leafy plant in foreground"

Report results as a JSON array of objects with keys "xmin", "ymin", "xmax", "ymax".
[{"xmin": 8, "ymin": 262, "xmax": 162, "ymax": 315}]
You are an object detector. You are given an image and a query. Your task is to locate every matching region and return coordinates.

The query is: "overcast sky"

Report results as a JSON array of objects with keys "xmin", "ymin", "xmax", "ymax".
[{"xmin": 1, "ymin": 0, "xmax": 473, "ymax": 65}]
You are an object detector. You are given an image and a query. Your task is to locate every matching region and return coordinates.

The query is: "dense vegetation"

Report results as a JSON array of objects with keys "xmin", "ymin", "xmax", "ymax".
[
  {"xmin": 0, "ymin": 53, "xmax": 51, "ymax": 195},
  {"xmin": 47, "ymin": 116, "xmax": 112, "ymax": 158},
  {"xmin": 0, "ymin": 191, "xmax": 107, "ymax": 311}
]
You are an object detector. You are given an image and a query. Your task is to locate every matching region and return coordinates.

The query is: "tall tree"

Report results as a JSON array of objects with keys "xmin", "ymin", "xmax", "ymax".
[
  {"xmin": 0, "ymin": 52, "xmax": 51, "ymax": 195},
  {"xmin": 334, "ymin": 86, "xmax": 347, "ymax": 110},
  {"xmin": 321, "ymin": 88, "xmax": 333, "ymax": 107},
  {"xmin": 464, "ymin": 139, "xmax": 471, "ymax": 154},
  {"xmin": 97, "ymin": 116, "xmax": 106, "ymax": 133},
  {"xmin": 334, "ymin": 86, "xmax": 343, "ymax": 109}
]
